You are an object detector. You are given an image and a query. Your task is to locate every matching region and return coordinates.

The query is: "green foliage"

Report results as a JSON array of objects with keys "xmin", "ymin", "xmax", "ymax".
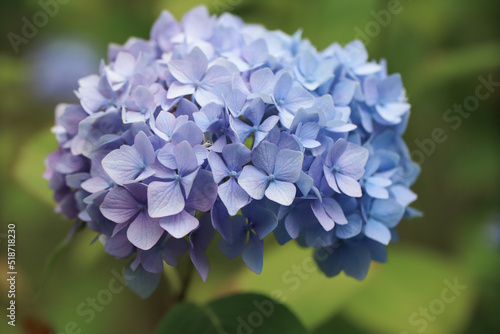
[
  {"xmin": 13, "ymin": 129, "xmax": 57, "ymax": 206},
  {"xmin": 342, "ymin": 247, "xmax": 476, "ymax": 334},
  {"xmin": 155, "ymin": 293, "xmax": 308, "ymax": 334}
]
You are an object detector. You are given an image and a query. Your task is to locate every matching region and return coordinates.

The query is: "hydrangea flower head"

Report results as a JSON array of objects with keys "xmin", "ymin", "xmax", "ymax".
[{"xmin": 45, "ymin": 6, "xmax": 420, "ymax": 296}]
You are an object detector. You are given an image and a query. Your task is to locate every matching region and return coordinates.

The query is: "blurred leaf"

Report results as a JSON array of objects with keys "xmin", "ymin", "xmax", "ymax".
[
  {"xmin": 13, "ymin": 128, "xmax": 56, "ymax": 206},
  {"xmin": 0, "ymin": 55, "xmax": 25, "ymax": 85},
  {"xmin": 155, "ymin": 302, "xmax": 217, "ymax": 333},
  {"xmin": 313, "ymin": 315, "xmax": 370, "ymax": 334},
  {"xmin": 227, "ymin": 240, "xmax": 380, "ymax": 328},
  {"xmin": 460, "ymin": 216, "xmax": 500, "ymax": 333},
  {"xmin": 342, "ymin": 246, "xmax": 477, "ymax": 334},
  {"xmin": 461, "ymin": 217, "xmax": 500, "ymax": 281},
  {"xmin": 0, "ymin": 129, "xmax": 15, "ymax": 174},
  {"xmin": 155, "ymin": 293, "xmax": 308, "ymax": 334},
  {"xmin": 36, "ymin": 238, "xmax": 72, "ymax": 299},
  {"xmin": 411, "ymin": 42, "xmax": 500, "ymax": 94}
]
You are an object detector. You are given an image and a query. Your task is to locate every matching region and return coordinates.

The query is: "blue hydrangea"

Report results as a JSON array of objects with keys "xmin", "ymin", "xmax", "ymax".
[{"xmin": 44, "ymin": 5, "xmax": 420, "ymax": 296}]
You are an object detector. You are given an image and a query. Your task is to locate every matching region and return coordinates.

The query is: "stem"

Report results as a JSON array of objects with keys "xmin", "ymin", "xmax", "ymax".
[
  {"xmin": 177, "ymin": 261, "xmax": 194, "ymax": 302},
  {"xmin": 162, "ymin": 257, "xmax": 195, "ymax": 314}
]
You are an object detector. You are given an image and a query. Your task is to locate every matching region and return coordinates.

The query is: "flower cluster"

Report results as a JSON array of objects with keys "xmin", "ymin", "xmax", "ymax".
[{"xmin": 45, "ymin": 6, "xmax": 420, "ymax": 291}]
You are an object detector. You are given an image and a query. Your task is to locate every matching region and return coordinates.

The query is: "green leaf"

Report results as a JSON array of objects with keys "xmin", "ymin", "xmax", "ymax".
[
  {"xmin": 341, "ymin": 246, "xmax": 477, "ymax": 334},
  {"xmin": 226, "ymin": 241, "xmax": 378, "ymax": 328},
  {"xmin": 410, "ymin": 42, "xmax": 500, "ymax": 95},
  {"xmin": 155, "ymin": 293, "xmax": 308, "ymax": 334},
  {"xmin": 13, "ymin": 128, "xmax": 57, "ymax": 206},
  {"xmin": 313, "ymin": 315, "xmax": 370, "ymax": 334},
  {"xmin": 155, "ymin": 302, "xmax": 219, "ymax": 334}
]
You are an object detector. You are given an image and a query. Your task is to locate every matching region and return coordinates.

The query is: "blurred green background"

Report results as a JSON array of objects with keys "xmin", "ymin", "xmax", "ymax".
[{"xmin": 1, "ymin": 0, "xmax": 499, "ymax": 333}]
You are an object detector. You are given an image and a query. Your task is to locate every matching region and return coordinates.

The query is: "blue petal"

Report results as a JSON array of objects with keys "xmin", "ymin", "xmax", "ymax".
[
  {"xmin": 296, "ymin": 171, "xmax": 314, "ymax": 196},
  {"xmin": 124, "ymin": 264, "xmax": 161, "ymax": 299},
  {"xmin": 231, "ymin": 117, "xmax": 253, "ymax": 143},
  {"xmin": 137, "ymin": 249, "xmax": 164, "ymax": 274},
  {"xmin": 337, "ymin": 142, "xmax": 369, "ymax": 178},
  {"xmin": 242, "ymin": 39, "xmax": 268, "ymax": 67},
  {"xmin": 157, "ymin": 143, "xmax": 177, "ymax": 170},
  {"xmin": 343, "ymin": 241, "xmax": 372, "ymax": 280},
  {"xmin": 168, "ymin": 47, "xmax": 207, "ymax": 84},
  {"xmin": 316, "ymin": 246, "xmax": 344, "ymax": 278},
  {"xmin": 171, "ymin": 122, "xmax": 204, "ymax": 146},
  {"xmin": 273, "ymin": 149, "xmax": 303, "ymax": 183},
  {"xmin": 102, "ymin": 146, "xmax": 145, "ymax": 185},
  {"xmin": 100, "ymin": 187, "xmax": 138, "ymax": 223},
  {"xmin": 364, "ymin": 219, "xmax": 391, "ymax": 245},
  {"xmin": 166, "ymin": 81, "xmax": 196, "ymax": 100},
  {"xmin": 82, "ymin": 177, "xmax": 110, "ymax": 193},
  {"xmin": 185, "ymin": 170, "xmax": 219, "ymax": 212},
  {"xmin": 251, "ymin": 141, "xmax": 278, "ymax": 174},
  {"xmin": 325, "ymin": 138, "xmax": 348, "ymax": 168},
  {"xmin": 222, "ymin": 143, "xmax": 251, "ymax": 171},
  {"xmin": 335, "ymin": 213, "xmax": 362, "ymax": 239},
  {"xmin": 335, "ymin": 173, "xmax": 362, "ymax": 198},
  {"xmin": 242, "ymin": 203, "xmax": 278, "ymax": 239},
  {"xmin": 134, "ymin": 131, "xmax": 156, "ymax": 165},
  {"xmin": 123, "ymin": 182, "xmax": 148, "ymax": 205},
  {"xmin": 323, "ymin": 165, "xmax": 340, "ymax": 193},
  {"xmin": 273, "ymin": 72, "xmax": 293, "ymax": 102},
  {"xmin": 370, "ymin": 198, "xmax": 405, "ymax": 228},
  {"xmin": 218, "ymin": 178, "xmax": 251, "ymax": 216},
  {"xmin": 217, "ymin": 215, "xmax": 247, "ymax": 257},
  {"xmin": 243, "ymin": 98, "xmax": 266, "ymax": 125},
  {"xmin": 174, "ymin": 98, "xmax": 199, "ymax": 120},
  {"xmin": 365, "ymin": 183, "xmax": 389, "ymax": 199},
  {"xmin": 161, "ymin": 237, "xmax": 189, "ymax": 266},
  {"xmin": 147, "ymin": 181, "xmax": 185, "ymax": 218},
  {"xmin": 332, "ymin": 79, "xmax": 357, "ymax": 106},
  {"xmin": 311, "ymin": 200, "xmax": 334, "ymax": 231},
  {"xmin": 362, "ymin": 76, "xmax": 379, "ymax": 106},
  {"xmin": 390, "ymin": 185, "xmax": 417, "ymax": 207},
  {"xmin": 127, "ymin": 211, "xmax": 164, "ymax": 250},
  {"xmin": 322, "ymin": 198, "xmax": 347, "ymax": 225},
  {"xmin": 159, "ymin": 210, "xmax": 199, "ymax": 238},
  {"xmin": 375, "ymin": 103, "xmax": 410, "ymax": 124},
  {"xmin": 104, "ymin": 229, "xmax": 134, "ymax": 258},
  {"xmin": 249, "ymin": 68, "xmax": 275, "ymax": 102},
  {"xmin": 284, "ymin": 209, "xmax": 302, "ymax": 239},
  {"xmin": 242, "ymin": 233, "xmax": 264, "ymax": 274},
  {"xmin": 238, "ymin": 165, "xmax": 269, "ymax": 200},
  {"xmin": 180, "ymin": 169, "xmax": 199, "ymax": 198},
  {"xmin": 189, "ymin": 214, "xmax": 216, "ymax": 281},
  {"xmin": 181, "ymin": 6, "xmax": 215, "ymax": 41},
  {"xmin": 174, "ymin": 141, "xmax": 198, "ymax": 176},
  {"xmin": 265, "ymin": 180, "xmax": 296, "ymax": 206},
  {"xmin": 258, "ymin": 115, "xmax": 279, "ymax": 133},
  {"xmin": 207, "ymin": 151, "xmax": 230, "ymax": 183},
  {"xmin": 150, "ymin": 110, "xmax": 177, "ymax": 141},
  {"xmin": 379, "ymin": 74, "xmax": 403, "ymax": 102},
  {"xmin": 210, "ymin": 200, "xmax": 233, "ymax": 242}
]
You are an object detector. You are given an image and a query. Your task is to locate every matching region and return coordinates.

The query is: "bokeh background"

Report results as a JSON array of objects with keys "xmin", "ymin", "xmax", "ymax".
[{"xmin": 1, "ymin": 0, "xmax": 499, "ymax": 333}]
